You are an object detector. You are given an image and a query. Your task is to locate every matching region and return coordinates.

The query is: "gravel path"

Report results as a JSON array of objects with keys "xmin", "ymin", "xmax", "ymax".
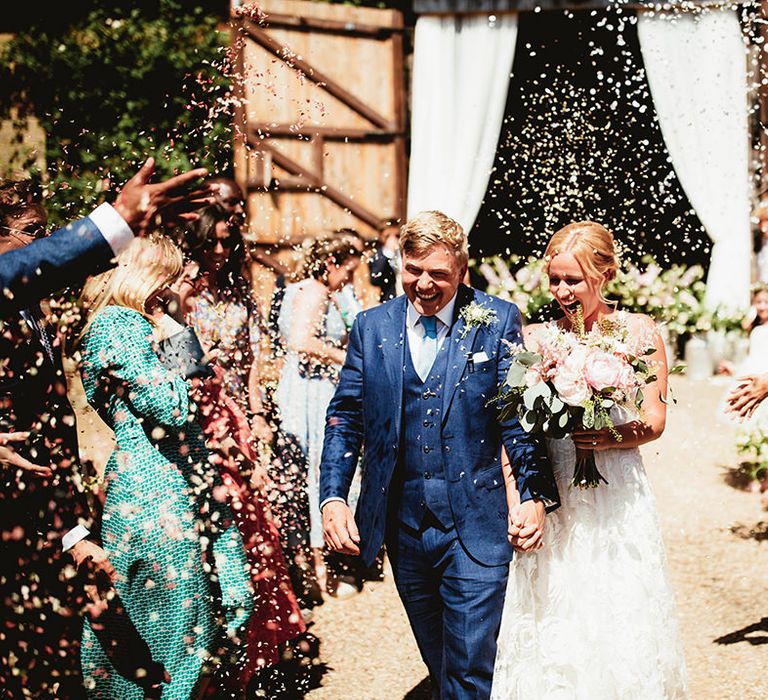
[{"xmin": 306, "ymin": 377, "xmax": 768, "ymax": 699}]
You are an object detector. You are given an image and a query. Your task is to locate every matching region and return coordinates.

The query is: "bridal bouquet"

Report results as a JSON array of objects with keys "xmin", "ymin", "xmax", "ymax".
[{"xmin": 496, "ymin": 313, "xmax": 659, "ymax": 488}]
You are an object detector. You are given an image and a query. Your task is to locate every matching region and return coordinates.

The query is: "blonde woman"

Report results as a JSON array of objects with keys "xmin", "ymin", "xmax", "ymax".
[
  {"xmin": 492, "ymin": 222, "xmax": 687, "ymax": 699},
  {"xmin": 275, "ymin": 236, "xmax": 362, "ymax": 592},
  {"xmin": 74, "ymin": 237, "xmax": 252, "ymax": 700}
]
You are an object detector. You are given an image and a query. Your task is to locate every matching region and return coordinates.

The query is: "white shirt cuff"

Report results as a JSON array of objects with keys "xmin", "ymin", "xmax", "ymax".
[
  {"xmin": 61, "ymin": 524, "xmax": 90, "ymax": 552},
  {"xmin": 320, "ymin": 497, "xmax": 347, "ymax": 511},
  {"xmin": 88, "ymin": 202, "xmax": 134, "ymax": 256}
]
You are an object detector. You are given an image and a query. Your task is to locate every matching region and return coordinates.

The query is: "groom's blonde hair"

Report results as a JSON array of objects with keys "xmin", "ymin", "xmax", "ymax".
[{"xmin": 399, "ymin": 211, "xmax": 468, "ymax": 266}]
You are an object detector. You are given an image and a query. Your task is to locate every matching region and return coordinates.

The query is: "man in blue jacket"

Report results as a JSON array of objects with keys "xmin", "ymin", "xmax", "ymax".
[
  {"xmin": 320, "ymin": 211, "xmax": 559, "ymax": 698},
  {"xmin": 0, "ymin": 157, "xmax": 208, "ymax": 315},
  {"xmin": 0, "ymin": 158, "xmax": 209, "ymax": 697}
]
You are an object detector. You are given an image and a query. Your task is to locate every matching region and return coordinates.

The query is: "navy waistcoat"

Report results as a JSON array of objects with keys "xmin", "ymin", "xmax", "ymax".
[{"xmin": 395, "ymin": 330, "xmax": 453, "ymax": 530}]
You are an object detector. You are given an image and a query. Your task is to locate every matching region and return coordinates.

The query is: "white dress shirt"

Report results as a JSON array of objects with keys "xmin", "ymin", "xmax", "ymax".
[
  {"xmin": 405, "ymin": 292, "xmax": 457, "ymax": 370},
  {"xmin": 88, "ymin": 202, "xmax": 135, "ymax": 257}
]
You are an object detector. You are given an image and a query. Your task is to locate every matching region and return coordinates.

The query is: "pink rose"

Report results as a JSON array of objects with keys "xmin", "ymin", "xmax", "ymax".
[
  {"xmin": 615, "ymin": 363, "xmax": 638, "ymax": 392},
  {"xmin": 553, "ymin": 362, "xmax": 590, "ymax": 406},
  {"xmin": 584, "ymin": 349, "xmax": 627, "ymax": 391}
]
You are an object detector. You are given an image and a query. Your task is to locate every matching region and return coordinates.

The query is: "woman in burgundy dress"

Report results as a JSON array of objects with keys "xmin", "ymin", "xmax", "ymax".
[{"xmin": 172, "ymin": 205, "xmax": 306, "ymax": 693}]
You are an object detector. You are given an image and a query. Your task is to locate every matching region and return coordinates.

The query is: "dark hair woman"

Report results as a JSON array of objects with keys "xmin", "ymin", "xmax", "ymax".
[{"xmin": 173, "ymin": 204, "xmax": 307, "ymax": 694}]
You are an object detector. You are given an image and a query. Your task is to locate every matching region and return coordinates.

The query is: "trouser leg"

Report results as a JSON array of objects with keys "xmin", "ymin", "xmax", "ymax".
[{"xmin": 438, "ymin": 538, "xmax": 508, "ymax": 700}]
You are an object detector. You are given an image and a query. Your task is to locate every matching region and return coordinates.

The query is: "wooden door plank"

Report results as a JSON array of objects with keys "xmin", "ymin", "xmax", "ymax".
[{"xmin": 242, "ymin": 18, "xmax": 395, "ymax": 130}]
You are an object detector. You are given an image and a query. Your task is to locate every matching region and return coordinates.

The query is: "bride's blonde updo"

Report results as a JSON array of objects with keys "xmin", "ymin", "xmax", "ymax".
[{"xmin": 543, "ymin": 221, "xmax": 620, "ymax": 287}]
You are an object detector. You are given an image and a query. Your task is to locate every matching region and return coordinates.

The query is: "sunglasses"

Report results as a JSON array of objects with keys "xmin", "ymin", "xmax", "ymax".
[
  {"xmin": 2, "ymin": 226, "xmax": 46, "ymax": 244},
  {"xmin": 202, "ymin": 235, "xmax": 237, "ymax": 250}
]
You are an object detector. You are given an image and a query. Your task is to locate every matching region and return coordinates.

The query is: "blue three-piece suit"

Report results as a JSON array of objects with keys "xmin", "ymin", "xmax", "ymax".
[{"xmin": 320, "ymin": 284, "xmax": 559, "ymax": 698}]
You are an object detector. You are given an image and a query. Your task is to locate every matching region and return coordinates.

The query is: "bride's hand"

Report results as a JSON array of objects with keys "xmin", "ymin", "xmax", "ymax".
[
  {"xmin": 572, "ymin": 427, "xmax": 614, "ymax": 451},
  {"xmin": 508, "ymin": 500, "xmax": 545, "ymax": 552}
]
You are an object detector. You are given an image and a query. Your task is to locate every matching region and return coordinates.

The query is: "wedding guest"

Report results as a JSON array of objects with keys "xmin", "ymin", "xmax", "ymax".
[
  {"xmin": 727, "ymin": 287, "xmax": 768, "ymax": 422},
  {"xmin": 208, "ymin": 175, "xmax": 288, "ymax": 277},
  {"xmin": 0, "ymin": 158, "xmax": 211, "ymax": 317},
  {"xmin": 754, "ymin": 200, "xmax": 768, "ymax": 284},
  {"xmin": 75, "ymin": 237, "xmax": 252, "ymax": 699},
  {"xmin": 172, "ymin": 205, "xmax": 307, "ymax": 691},
  {"xmin": 178, "ymin": 204, "xmax": 270, "ymax": 436},
  {"xmin": 334, "ymin": 230, "xmax": 365, "ymax": 327},
  {"xmin": 369, "ymin": 218, "xmax": 402, "ymax": 302},
  {"xmin": 208, "ymin": 175, "xmax": 245, "ymax": 223},
  {"xmin": 275, "ymin": 236, "xmax": 362, "ymax": 595},
  {"xmin": 0, "ymin": 167, "xmax": 205, "ymax": 698},
  {"xmin": 719, "ymin": 285, "xmax": 768, "ymax": 378}
]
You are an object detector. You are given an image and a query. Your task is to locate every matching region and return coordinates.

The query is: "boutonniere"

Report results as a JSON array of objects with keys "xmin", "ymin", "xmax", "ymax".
[{"xmin": 458, "ymin": 301, "xmax": 497, "ymax": 339}]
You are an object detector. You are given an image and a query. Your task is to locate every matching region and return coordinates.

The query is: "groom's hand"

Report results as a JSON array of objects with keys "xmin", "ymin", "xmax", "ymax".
[
  {"xmin": 322, "ymin": 501, "xmax": 361, "ymax": 556},
  {"xmin": 509, "ymin": 499, "xmax": 546, "ymax": 552}
]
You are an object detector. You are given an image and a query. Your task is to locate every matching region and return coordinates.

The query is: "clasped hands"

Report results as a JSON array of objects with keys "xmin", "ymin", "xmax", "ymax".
[{"xmin": 508, "ymin": 499, "xmax": 546, "ymax": 553}]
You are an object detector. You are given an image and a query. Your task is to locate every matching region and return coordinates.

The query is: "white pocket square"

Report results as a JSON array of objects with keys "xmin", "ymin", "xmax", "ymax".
[{"xmin": 472, "ymin": 351, "xmax": 490, "ymax": 364}]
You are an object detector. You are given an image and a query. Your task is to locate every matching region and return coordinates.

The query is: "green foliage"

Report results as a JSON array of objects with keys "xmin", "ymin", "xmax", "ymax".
[
  {"xmin": 472, "ymin": 254, "xmax": 552, "ymax": 322},
  {"xmin": 473, "ymin": 252, "xmax": 745, "ymax": 339},
  {"xmin": 736, "ymin": 428, "xmax": 768, "ymax": 482},
  {"xmin": 1, "ymin": 0, "xmax": 230, "ymax": 227}
]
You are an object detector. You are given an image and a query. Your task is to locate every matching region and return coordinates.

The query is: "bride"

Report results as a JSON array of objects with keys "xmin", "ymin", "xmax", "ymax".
[{"xmin": 492, "ymin": 221, "xmax": 688, "ymax": 699}]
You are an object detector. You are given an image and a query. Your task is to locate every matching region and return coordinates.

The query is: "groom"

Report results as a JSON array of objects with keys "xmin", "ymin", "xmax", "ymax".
[{"xmin": 320, "ymin": 211, "xmax": 559, "ymax": 697}]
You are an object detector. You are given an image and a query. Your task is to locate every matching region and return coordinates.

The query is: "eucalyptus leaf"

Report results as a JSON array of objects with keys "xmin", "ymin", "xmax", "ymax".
[
  {"xmin": 582, "ymin": 402, "xmax": 595, "ymax": 429},
  {"xmin": 520, "ymin": 411, "xmax": 537, "ymax": 432},
  {"xmin": 594, "ymin": 412, "xmax": 606, "ymax": 430},
  {"xmin": 523, "ymin": 382, "xmax": 551, "ymax": 410},
  {"xmin": 515, "ymin": 351, "xmax": 541, "ymax": 368},
  {"xmin": 505, "ymin": 363, "xmax": 527, "ymax": 388}
]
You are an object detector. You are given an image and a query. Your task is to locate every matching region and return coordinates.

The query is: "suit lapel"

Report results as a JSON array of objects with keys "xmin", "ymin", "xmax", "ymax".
[
  {"xmin": 382, "ymin": 296, "xmax": 407, "ymax": 424},
  {"xmin": 441, "ymin": 285, "xmax": 478, "ymax": 425}
]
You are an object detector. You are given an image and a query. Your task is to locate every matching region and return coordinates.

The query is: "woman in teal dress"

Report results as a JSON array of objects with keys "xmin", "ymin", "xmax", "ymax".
[{"xmin": 75, "ymin": 237, "xmax": 252, "ymax": 699}]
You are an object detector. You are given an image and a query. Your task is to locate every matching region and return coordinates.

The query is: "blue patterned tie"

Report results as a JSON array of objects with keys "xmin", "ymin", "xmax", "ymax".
[{"xmin": 417, "ymin": 315, "xmax": 439, "ymax": 381}]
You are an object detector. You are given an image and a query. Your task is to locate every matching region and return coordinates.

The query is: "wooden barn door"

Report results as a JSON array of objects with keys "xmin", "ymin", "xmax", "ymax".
[{"xmin": 231, "ymin": 0, "xmax": 407, "ymax": 244}]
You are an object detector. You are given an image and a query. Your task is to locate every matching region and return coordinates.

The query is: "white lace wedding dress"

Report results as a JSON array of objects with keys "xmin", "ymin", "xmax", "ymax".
[{"xmin": 492, "ymin": 407, "xmax": 688, "ymax": 699}]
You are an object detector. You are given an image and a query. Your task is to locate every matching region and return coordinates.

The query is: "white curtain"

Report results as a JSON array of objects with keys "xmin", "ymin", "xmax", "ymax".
[
  {"xmin": 407, "ymin": 14, "xmax": 518, "ymax": 235},
  {"xmin": 637, "ymin": 9, "xmax": 751, "ymax": 311}
]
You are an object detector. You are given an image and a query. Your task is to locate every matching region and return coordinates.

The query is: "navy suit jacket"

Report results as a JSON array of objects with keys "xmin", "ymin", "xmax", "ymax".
[
  {"xmin": 0, "ymin": 215, "xmax": 118, "ymax": 539},
  {"xmin": 320, "ymin": 284, "xmax": 560, "ymax": 566},
  {"xmin": 0, "ymin": 216, "xmax": 115, "ymax": 318}
]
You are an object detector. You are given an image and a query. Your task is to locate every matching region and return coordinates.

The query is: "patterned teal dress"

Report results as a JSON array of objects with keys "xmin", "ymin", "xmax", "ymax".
[{"xmin": 79, "ymin": 306, "xmax": 253, "ymax": 699}]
